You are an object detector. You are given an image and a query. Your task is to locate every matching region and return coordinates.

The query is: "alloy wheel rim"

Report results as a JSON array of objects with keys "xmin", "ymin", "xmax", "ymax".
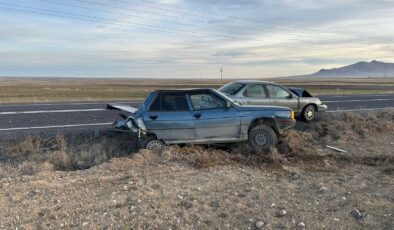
[
  {"xmin": 253, "ymin": 131, "xmax": 270, "ymax": 148},
  {"xmin": 147, "ymin": 140, "xmax": 164, "ymax": 151},
  {"xmin": 306, "ymin": 108, "xmax": 315, "ymax": 120}
]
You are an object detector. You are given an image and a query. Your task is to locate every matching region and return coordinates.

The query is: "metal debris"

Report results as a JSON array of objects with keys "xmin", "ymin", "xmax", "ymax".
[
  {"xmin": 326, "ymin": 145, "xmax": 347, "ymax": 153},
  {"xmin": 351, "ymin": 209, "xmax": 366, "ymax": 219}
]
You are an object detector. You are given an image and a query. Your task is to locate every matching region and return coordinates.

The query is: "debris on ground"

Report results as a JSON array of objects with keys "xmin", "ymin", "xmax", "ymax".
[
  {"xmin": 326, "ymin": 145, "xmax": 347, "ymax": 153},
  {"xmin": 351, "ymin": 209, "xmax": 367, "ymax": 220}
]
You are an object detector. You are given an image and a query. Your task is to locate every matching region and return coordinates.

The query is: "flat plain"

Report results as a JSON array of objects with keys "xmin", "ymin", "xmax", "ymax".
[{"xmin": 1, "ymin": 77, "xmax": 394, "ymax": 103}]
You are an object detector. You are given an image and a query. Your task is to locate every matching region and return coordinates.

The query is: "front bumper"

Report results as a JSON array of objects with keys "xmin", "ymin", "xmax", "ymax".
[
  {"xmin": 317, "ymin": 104, "xmax": 328, "ymax": 112},
  {"xmin": 112, "ymin": 116, "xmax": 144, "ymax": 133}
]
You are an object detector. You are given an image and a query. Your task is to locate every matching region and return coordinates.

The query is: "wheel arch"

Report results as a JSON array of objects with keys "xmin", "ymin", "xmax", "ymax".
[
  {"xmin": 248, "ymin": 117, "xmax": 279, "ymax": 134},
  {"xmin": 303, "ymin": 103, "xmax": 317, "ymax": 111}
]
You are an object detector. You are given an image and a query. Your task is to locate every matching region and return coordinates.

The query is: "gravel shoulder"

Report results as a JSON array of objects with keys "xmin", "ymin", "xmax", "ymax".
[{"xmin": 0, "ymin": 111, "xmax": 393, "ymax": 229}]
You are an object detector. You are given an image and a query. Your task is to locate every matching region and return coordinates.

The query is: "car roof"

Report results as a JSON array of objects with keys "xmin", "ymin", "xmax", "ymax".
[
  {"xmin": 154, "ymin": 88, "xmax": 214, "ymax": 93},
  {"xmin": 231, "ymin": 80, "xmax": 273, "ymax": 84}
]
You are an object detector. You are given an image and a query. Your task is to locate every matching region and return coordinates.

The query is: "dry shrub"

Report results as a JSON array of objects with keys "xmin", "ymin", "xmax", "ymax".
[
  {"xmin": 277, "ymin": 130, "xmax": 306, "ymax": 156},
  {"xmin": 18, "ymin": 161, "xmax": 54, "ymax": 175},
  {"xmin": 1, "ymin": 132, "xmax": 137, "ymax": 174},
  {"xmin": 47, "ymin": 136, "xmax": 135, "ymax": 170},
  {"xmin": 7, "ymin": 136, "xmax": 41, "ymax": 157},
  {"xmin": 161, "ymin": 144, "xmax": 287, "ymax": 168},
  {"xmin": 265, "ymin": 148, "xmax": 288, "ymax": 164},
  {"xmin": 48, "ymin": 134, "xmax": 73, "ymax": 170},
  {"xmin": 50, "ymin": 150, "xmax": 72, "ymax": 171},
  {"xmin": 314, "ymin": 110, "xmax": 394, "ymax": 141}
]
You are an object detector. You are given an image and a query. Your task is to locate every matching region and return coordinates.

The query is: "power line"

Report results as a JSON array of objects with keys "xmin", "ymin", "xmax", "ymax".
[
  {"xmin": 0, "ymin": 2, "xmax": 387, "ymax": 55},
  {"xmin": 37, "ymin": 0, "xmax": 259, "ymax": 37},
  {"xmin": 69, "ymin": 0, "xmax": 210, "ymax": 24},
  {"xmin": 64, "ymin": 0, "xmax": 340, "ymax": 42},
  {"xmin": 32, "ymin": 0, "xmax": 355, "ymax": 45},
  {"xmin": 0, "ymin": 2, "xmax": 328, "ymax": 45},
  {"xmin": 112, "ymin": 0, "xmax": 341, "ymax": 39},
  {"xmin": 0, "ymin": 2, "xmax": 253, "ymax": 41}
]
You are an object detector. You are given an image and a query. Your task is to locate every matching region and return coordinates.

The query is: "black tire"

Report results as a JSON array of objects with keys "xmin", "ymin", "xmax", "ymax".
[
  {"xmin": 141, "ymin": 136, "xmax": 165, "ymax": 153},
  {"xmin": 302, "ymin": 105, "xmax": 316, "ymax": 122},
  {"xmin": 248, "ymin": 125, "xmax": 277, "ymax": 152}
]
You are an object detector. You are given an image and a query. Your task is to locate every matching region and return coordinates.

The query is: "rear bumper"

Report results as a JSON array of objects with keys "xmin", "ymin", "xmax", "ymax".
[
  {"xmin": 317, "ymin": 104, "xmax": 328, "ymax": 112},
  {"xmin": 277, "ymin": 118, "xmax": 296, "ymax": 134}
]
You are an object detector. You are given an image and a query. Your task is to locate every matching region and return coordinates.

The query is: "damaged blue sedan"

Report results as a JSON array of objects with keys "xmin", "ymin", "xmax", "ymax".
[{"xmin": 107, "ymin": 89, "xmax": 295, "ymax": 152}]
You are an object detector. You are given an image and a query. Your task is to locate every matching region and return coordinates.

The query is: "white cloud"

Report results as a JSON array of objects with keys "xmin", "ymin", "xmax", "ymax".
[{"xmin": 0, "ymin": 0, "xmax": 393, "ymax": 78}]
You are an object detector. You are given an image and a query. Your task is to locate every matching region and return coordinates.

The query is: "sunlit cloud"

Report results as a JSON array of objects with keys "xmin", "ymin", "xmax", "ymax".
[{"xmin": 0, "ymin": 0, "xmax": 393, "ymax": 78}]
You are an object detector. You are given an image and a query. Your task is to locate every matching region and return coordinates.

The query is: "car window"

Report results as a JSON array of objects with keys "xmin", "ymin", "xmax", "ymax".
[
  {"xmin": 190, "ymin": 93, "xmax": 226, "ymax": 110},
  {"xmin": 266, "ymin": 85, "xmax": 291, "ymax": 98},
  {"xmin": 218, "ymin": 82, "xmax": 245, "ymax": 95},
  {"xmin": 148, "ymin": 93, "xmax": 189, "ymax": 111},
  {"xmin": 243, "ymin": 84, "xmax": 266, "ymax": 97}
]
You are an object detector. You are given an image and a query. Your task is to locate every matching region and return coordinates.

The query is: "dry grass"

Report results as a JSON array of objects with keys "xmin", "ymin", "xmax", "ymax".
[
  {"xmin": 0, "ymin": 131, "xmax": 137, "ymax": 178},
  {"xmin": 0, "ymin": 110, "xmax": 393, "ymax": 229},
  {"xmin": 0, "ymin": 110, "xmax": 393, "ymax": 178},
  {"xmin": 1, "ymin": 77, "xmax": 394, "ymax": 103}
]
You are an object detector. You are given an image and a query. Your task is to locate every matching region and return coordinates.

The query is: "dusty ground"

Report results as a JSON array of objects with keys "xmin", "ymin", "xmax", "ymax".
[{"xmin": 0, "ymin": 111, "xmax": 393, "ymax": 229}]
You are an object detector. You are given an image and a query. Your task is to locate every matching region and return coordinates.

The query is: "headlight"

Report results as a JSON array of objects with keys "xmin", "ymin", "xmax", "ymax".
[{"xmin": 126, "ymin": 120, "xmax": 132, "ymax": 129}]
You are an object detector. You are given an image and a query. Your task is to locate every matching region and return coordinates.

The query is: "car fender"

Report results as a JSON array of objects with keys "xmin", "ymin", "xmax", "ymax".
[{"xmin": 247, "ymin": 116, "xmax": 280, "ymax": 134}]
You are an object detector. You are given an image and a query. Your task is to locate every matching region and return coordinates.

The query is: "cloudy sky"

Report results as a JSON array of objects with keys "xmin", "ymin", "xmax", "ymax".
[{"xmin": 0, "ymin": 0, "xmax": 393, "ymax": 78}]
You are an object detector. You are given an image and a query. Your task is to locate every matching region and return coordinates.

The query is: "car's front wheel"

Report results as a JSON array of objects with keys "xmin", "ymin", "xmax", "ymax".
[
  {"xmin": 302, "ymin": 105, "xmax": 316, "ymax": 122},
  {"xmin": 248, "ymin": 125, "xmax": 277, "ymax": 152},
  {"xmin": 141, "ymin": 136, "xmax": 165, "ymax": 153}
]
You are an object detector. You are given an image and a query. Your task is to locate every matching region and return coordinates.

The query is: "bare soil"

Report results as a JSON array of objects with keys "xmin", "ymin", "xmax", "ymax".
[{"xmin": 0, "ymin": 111, "xmax": 393, "ymax": 229}]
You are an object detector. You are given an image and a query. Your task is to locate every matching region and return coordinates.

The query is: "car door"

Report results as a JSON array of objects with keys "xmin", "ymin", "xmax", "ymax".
[
  {"xmin": 188, "ymin": 91, "xmax": 241, "ymax": 139},
  {"xmin": 237, "ymin": 84, "xmax": 271, "ymax": 106},
  {"xmin": 143, "ymin": 92, "xmax": 195, "ymax": 141},
  {"xmin": 266, "ymin": 84, "xmax": 299, "ymax": 112}
]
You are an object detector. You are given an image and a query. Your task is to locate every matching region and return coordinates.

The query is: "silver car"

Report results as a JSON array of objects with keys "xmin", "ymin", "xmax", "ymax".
[{"xmin": 218, "ymin": 80, "xmax": 327, "ymax": 122}]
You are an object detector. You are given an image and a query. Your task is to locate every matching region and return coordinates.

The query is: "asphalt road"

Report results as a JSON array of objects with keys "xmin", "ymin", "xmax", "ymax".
[{"xmin": 0, "ymin": 94, "xmax": 393, "ymax": 136}]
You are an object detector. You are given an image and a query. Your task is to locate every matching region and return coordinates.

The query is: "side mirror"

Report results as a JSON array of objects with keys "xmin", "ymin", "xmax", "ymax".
[{"xmin": 288, "ymin": 94, "xmax": 295, "ymax": 99}]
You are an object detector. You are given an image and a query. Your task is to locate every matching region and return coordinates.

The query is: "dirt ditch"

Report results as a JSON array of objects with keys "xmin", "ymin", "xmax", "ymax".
[{"xmin": 0, "ymin": 110, "xmax": 393, "ymax": 229}]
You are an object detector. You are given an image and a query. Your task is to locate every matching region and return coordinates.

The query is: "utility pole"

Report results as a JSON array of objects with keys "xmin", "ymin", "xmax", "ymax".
[{"xmin": 220, "ymin": 67, "xmax": 223, "ymax": 82}]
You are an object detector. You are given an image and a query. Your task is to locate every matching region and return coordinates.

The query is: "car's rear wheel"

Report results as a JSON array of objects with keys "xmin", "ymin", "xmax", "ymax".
[
  {"xmin": 248, "ymin": 125, "xmax": 277, "ymax": 152},
  {"xmin": 302, "ymin": 105, "xmax": 316, "ymax": 122},
  {"xmin": 141, "ymin": 136, "xmax": 165, "ymax": 153}
]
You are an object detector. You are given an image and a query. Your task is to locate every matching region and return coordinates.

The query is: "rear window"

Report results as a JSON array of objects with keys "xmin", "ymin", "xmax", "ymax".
[
  {"xmin": 148, "ymin": 93, "xmax": 189, "ymax": 111},
  {"xmin": 218, "ymin": 82, "xmax": 245, "ymax": 95}
]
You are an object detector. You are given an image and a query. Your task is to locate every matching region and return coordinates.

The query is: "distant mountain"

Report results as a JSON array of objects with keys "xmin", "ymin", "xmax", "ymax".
[{"xmin": 312, "ymin": 60, "xmax": 394, "ymax": 78}]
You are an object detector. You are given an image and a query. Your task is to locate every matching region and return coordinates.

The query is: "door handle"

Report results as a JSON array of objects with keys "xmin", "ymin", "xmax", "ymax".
[
  {"xmin": 273, "ymin": 100, "xmax": 279, "ymax": 103},
  {"xmin": 194, "ymin": 113, "xmax": 201, "ymax": 119},
  {"xmin": 149, "ymin": 115, "xmax": 158, "ymax": 120}
]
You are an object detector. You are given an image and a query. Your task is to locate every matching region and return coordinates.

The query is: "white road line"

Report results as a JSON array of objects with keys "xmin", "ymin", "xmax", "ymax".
[
  {"xmin": 321, "ymin": 94, "xmax": 393, "ymax": 98},
  {"xmin": 324, "ymin": 98, "xmax": 394, "ymax": 103},
  {"xmin": 0, "ymin": 122, "xmax": 112, "ymax": 131},
  {"xmin": 0, "ymin": 108, "xmax": 105, "ymax": 115},
  {"xmin": 327, "ymin": 107, "xmax": 394, "ymax": 113}
]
